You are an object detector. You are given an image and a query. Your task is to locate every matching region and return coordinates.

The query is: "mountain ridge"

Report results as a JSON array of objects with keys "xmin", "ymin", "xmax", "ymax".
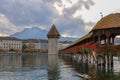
[{"xmin": 10, "ymin": 27, "xmax": 77, "ymax": 41}]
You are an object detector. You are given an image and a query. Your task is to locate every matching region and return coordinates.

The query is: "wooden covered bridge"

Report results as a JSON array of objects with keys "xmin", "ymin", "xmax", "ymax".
[
  {"xmin": 60, "ymin": 13, "xmax": 120, "ymax": 68},
  {"xmin": 61, "ymin": 13, "xmax": 120, "ymax": 54}
]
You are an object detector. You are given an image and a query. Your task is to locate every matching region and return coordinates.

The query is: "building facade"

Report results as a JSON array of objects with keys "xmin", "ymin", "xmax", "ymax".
[
  {"xmin": 0, "ymin": 37, "xmax": 22, "ymax": 51},
  {"xmin": 59, "ymin": 41, "xmax": 72, "ymax": 50},
  {"xmin": 22, "ymin": 39, "xmax": 48, "ymax": 52}
]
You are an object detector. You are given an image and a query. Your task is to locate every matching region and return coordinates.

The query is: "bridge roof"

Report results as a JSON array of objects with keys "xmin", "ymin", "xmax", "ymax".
[
  {"xmin": 92, "ymin": 13, "xmax": 120, "ymax": 30},
  {"xmin": 67, "ymin": 32, "xmax": 93, "ymax": 48}
]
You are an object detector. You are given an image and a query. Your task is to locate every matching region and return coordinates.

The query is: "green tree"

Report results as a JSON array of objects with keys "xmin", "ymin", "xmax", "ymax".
[{"xmin": 22, "ymin": 44, "xmax": 27, "ymax": 50}]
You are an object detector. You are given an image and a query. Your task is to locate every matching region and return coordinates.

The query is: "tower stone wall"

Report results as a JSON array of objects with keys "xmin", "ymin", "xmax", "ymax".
[{"xmin": 48, "ymin": 38, "xmax": 59, "ymax": 54}]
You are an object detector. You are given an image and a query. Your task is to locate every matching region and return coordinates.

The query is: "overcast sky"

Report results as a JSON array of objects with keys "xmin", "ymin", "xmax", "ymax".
[{"xmin": 0, "ymin": 0, "xmax": 120, "ymax": 38}]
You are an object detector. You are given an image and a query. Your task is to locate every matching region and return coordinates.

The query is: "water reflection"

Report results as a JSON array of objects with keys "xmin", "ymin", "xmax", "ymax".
[
  {"xmin": 0, "ymin": 54, "xmax": 48, "ymax": 80},
  {"xmin": 0, "ymin": 54, "xmax": 119, "ymax": 80},
  {"xmin": 0, "ymin": 54, "xmax": 81, "ymax": 80},
  {"xmin": 60, "ymin": 55, "xmax": 120, "ymax": 80},
  {"xmin": 0, "ymin": 55, "xmax": 22, "ymax": 71},
  {"xmin": 48, "ymin": 55, "xmax": 59, "ymax": 80}
]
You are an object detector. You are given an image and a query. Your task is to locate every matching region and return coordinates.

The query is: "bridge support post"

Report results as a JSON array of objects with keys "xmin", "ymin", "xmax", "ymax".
[
  {"xmin": 98, "ymin": 35, "xmax": 101, "ymax": 46},
  {"xmin": 107, "ymin": 55, "xmax": 110, "ymax": 69},
  {"xmin": 111, "ymin": 36, "xmax": 115, "ymax": 45},
  {"xmin": 102, "ymin": 55, "xmax": 106, "ymax": 67},
  {"xmin": 110, "ymin": 55, "xmax": 113, "ymax": 69},
  {"xmin": 105, "ymin": 32, "xmax": 111, "ymax": 45},
  {"xmin": 106, "ymin": 55, "xmax": 113, "ymax": 70}
]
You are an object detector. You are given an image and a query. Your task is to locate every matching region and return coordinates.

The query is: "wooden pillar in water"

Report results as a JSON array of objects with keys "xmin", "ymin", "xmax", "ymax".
[
  {"xmin": 107, "ymin": 55, "xmax": 110, "ymax": 69},
  {"xmin": 110, "ymin": 55, "xmax": 113, "ymax": 69},
  {"xmin": 103, "ymin": 55, "xmax": 106, "ymax": 67}
]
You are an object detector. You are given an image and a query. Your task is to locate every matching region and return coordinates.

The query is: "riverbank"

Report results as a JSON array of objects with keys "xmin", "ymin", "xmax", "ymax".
[{"xmin": 0, "ymin": 52, "xmax": 47, "ymax": 56}]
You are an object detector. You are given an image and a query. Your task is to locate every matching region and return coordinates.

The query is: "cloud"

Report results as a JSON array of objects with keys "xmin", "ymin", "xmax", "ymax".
[
  {"xmin": 54, "ymin": 16, "xmax": 85, "ymax": 37},
  {"xmin": 0, "ymin": 14, "xmax": 20, "ymax": 36},
  {"xmin": 0, "ymin": 0, "xmax": 58, "ymax": 26},
  {"xmin": 53, "ymin": 0, "xmax": 95, "ymax": 37},
  {"xmin": 0, "ymin": 0, "xmax": 95, "ymax": 37},
  {"xmin": 54, "ymin": 0, "xmax": 94, "ymax": 16},
  {"xmin": 84, "ymin": 21, "xmax": 95, "ymax": 32}
]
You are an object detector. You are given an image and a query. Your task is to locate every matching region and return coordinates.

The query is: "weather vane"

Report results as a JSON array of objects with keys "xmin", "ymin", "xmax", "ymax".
[{"xmin": 100, "ymin": 12, "xmax": 103, "ymax": 18}]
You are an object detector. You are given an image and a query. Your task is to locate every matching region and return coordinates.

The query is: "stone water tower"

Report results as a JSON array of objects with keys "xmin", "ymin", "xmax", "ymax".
[{"xmin": 47, "ymin": 24, "xmax": 60, "ymax": 54}]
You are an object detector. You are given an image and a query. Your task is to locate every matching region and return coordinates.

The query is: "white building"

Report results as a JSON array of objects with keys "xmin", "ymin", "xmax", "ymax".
[
  {"xmin": 59, "ymin": 41, "xmax": 72, "ymax": 50},
  {"xmin": 22, "ymin": 39, "xmax": 48, "ymax": 50},
  {"xmin": 0, "ymin": 37, "xmax": 22, "ymax": 51}
]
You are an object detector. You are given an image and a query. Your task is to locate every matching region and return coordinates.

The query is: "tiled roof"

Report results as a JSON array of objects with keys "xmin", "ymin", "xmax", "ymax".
[
  {"xmin": 66, "ymin": 32, "xmax": 93, "ymax": 48},
  {"xmin": 47, "ymin": 24, "xmax": 60, "ymax": 38},
  {"xmin": 0, "ymin": 37, "xmax": 21, "ymax": 41},
  {"xmin": 22, "ymin": 39, "xmax": 48, "ymax": 43},
  {"xmin": 92, "ymin": 13, "xmax": 120, "ymax": 30}
]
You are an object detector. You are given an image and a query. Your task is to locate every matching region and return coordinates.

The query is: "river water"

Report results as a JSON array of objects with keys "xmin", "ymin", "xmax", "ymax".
[{"xmin": 0, "ymin": 54, "xmax": 119, "ymax": 80}]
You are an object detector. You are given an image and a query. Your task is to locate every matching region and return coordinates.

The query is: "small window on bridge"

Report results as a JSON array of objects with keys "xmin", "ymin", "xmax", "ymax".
[
  {"xmin": 114, "ymin": 36, "xmax": 120, "ymax": 45},
  {"xmin": 101, "ymin": 40, "xmax": 105, "ymax": 44}
]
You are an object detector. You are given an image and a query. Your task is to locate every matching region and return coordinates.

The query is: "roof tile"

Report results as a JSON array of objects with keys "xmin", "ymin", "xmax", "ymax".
[
  {"xmin": 47, "ymin": 24, "xmax": 60, "ymax": 38},
  {"xmin": 92, "ymin": 13, "xmax": 120, "ymax": 30}
]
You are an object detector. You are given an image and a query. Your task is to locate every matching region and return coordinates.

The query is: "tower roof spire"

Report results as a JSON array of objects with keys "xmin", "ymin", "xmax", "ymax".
[{"xmin": 47, "ymin": 24, "xmax": 60, "ymax": 38}]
